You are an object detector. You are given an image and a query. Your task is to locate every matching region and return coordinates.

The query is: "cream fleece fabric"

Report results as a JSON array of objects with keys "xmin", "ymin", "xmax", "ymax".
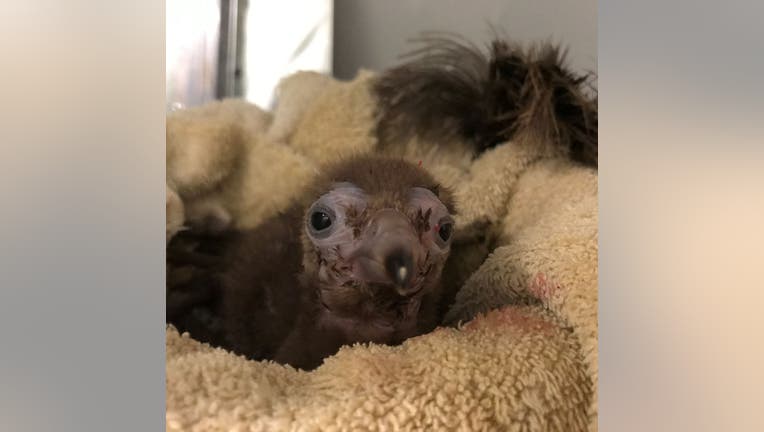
[{"xmin": 166, "ymin": 71, "xmax": 598, "ymax": 431}]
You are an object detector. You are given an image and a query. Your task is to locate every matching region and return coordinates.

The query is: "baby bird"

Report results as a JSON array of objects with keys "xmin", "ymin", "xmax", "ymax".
[{"xmin": 167, "ymin": 155, "xmax": 456, "ymax": 370}]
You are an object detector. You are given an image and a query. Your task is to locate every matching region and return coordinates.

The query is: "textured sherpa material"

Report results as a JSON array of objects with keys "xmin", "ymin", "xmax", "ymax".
[
  {"xmin": 166, "ymin": 43, "xmax": 598, "ymax": 431},
  {"xmin": 167, "ymin": 305, "xmax": 589, "ymax": 432}
]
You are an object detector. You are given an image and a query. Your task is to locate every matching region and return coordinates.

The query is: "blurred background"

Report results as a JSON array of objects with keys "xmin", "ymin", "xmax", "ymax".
[{"xmin": 166, "ymin": 0, "xmax": 597, "ymax": 111}]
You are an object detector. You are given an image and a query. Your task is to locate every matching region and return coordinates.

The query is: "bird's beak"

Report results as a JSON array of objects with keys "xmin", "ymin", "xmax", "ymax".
[{"xmin": 350, "ymin": 209, "xmax": 424, "ymax": 295}]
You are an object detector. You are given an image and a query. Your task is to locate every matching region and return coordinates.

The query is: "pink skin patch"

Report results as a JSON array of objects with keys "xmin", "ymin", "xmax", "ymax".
[
  {"xmin": 529, "ymin": 272, "xmax": 563, "ymax": 303},
  {"xmin": 311, "ymin": 184, "xmax": 452, "ymax": 281},
  {"xmin": 308, "ymin": 183, "xmax": 455, "ymax": 338},
  {"xmin": 462, "ymin": 305, "xmax": 557, "ymax": 334}
]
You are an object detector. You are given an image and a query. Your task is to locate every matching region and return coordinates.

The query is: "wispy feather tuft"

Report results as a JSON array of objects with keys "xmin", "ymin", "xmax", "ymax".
[{"xmin": 374, "ymin": 32, "xmax": 598, "ymax": 167}]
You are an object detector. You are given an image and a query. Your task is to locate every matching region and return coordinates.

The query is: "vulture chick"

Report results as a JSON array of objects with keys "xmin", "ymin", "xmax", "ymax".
[{"xmin": 167, "ymin": 155, "xmax": 456, "ymax": 370}]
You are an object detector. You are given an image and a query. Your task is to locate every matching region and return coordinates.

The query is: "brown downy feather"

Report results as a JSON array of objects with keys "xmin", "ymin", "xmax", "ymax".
[
  {"xmin": 374, "ymin": 32, "xmax": 598, "ymax": 167},
  {"xmin": 166, "ymin": 155, "xmax": 460, "ymax": 370}
]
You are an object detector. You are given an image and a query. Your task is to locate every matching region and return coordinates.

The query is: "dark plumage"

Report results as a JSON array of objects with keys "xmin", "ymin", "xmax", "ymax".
[
  {"xmin": 167, "ymin": 155, "xmax": 456, "ymax": 370},
  {"xmin": 374, "ymin": 33, "xmax": 598, "ymax": 167}
]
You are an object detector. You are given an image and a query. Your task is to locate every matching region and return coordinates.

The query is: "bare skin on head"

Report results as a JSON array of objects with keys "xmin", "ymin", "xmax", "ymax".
[{"xmin": 167, "ymin": 155, "xmax": 456, "ymax": 370}]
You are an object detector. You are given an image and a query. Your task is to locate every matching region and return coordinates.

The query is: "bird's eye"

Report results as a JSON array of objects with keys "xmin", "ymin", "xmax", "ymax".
[
  {"xmin": 438, "ymin": 222, "xmax": 453, "ymax": 242},
  {"xmin": 310, "ymin": 211, "xmax": 332, "ymax": 231},
  {"xmin": 433, "ymin": 216, "xmax": 455, "ymax": 249},
  {"xmin": 307, "ymin": 203, "xmax": 337, "ymax": 239}
]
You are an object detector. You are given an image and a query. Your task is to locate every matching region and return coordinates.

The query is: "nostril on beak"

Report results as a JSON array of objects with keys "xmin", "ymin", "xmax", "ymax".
[{"xmin": 384, "ymin": 250, "xmax": 414, "ymax": 288}]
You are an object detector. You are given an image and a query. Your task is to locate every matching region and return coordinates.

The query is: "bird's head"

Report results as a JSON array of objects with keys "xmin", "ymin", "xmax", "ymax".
[{"xmin": 299, "ymin": 155, "xmax": 455, "ymax": 336}]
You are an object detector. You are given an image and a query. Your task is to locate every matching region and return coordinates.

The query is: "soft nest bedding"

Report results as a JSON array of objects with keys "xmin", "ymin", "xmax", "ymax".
[{"xmin": 166, "ymin": 38, "xmax": 598, "ymax": 431}]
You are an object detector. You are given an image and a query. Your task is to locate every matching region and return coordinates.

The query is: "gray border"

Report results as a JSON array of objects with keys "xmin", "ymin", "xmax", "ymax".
[
  {"xmin": 0, "ymin": 1, "xmax": 165, "ymax": 431},
  {"xmin": 600, "ymin": 0, "xmax": 764, "ymax": 430}
]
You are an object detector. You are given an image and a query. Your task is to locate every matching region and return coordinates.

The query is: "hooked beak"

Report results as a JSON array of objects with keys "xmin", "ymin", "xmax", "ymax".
[
  {"xmin": 385, "ymin": 249, "xmax": 414, "ymax": 287},
  {"xmin": 350, "ymin": 209, "xmax": 424, "ymax": 295}
]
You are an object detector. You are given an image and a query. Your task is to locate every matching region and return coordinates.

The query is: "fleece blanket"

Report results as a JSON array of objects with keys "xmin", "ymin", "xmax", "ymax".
[{"xmin": 166, "ymin": 39, "xmax": 598, "ymax": 431}]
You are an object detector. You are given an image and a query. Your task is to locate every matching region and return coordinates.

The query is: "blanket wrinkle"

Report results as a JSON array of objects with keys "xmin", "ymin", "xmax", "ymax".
[{"xmin": 167, "ymin": 303, "xmax": 590, "ymax": 431}]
